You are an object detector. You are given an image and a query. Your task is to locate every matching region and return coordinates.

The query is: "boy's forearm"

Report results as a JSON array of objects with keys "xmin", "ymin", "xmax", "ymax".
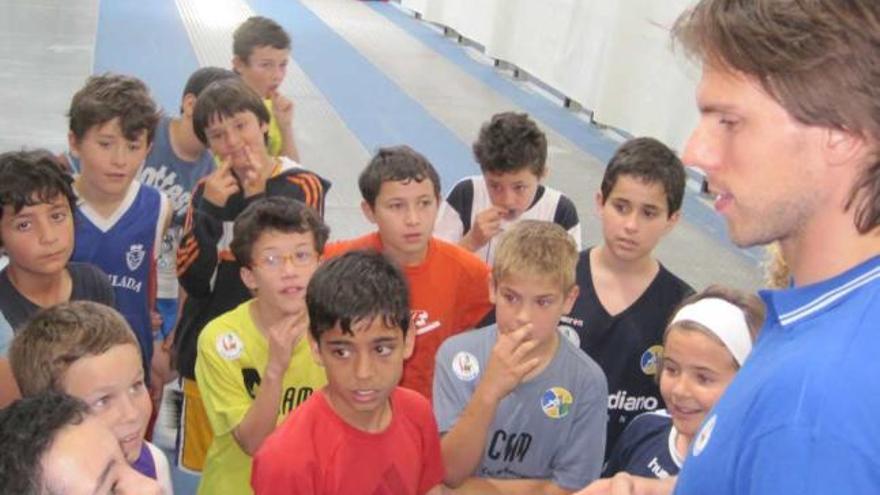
[
  {"xmin": 280, "ymin": 125, "xmax": 299, "ymax": 163},
  {"xmin": 482, "ymin": 478, "xmax": 571, "ymax": 495},
  {"xmin": 441, "ymin": 386, "xmax": 500, "ymax": 486},
  {"xmin": 232, "ymin": 369, "xmax": 285, "ymax": 456}
]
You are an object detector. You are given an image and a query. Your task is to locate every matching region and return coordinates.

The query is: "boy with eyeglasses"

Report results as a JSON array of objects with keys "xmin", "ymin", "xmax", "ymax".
[{"xmin": 194, "ymin": 196, "xmax": 328, "ymax": 494}]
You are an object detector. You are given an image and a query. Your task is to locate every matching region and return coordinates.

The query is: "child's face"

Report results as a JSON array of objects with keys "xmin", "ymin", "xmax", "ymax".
[
  {"xmin": 204, "ymin": 110, "xmax": 270, "ymax": 177},
  {"xmin": 69, "ymin": 118, "xmax": 149, "ymax": 200},
  {"xmin": 234, "ymin": 46, "xmax": 290, "ymax": 98},
  {"xmin": 42, "ymin": 415, "xmax": 161, "ymax": 495},
  {"xmin": 240, "ymin": 229, "xmax": 319, "ymax": 316},
  {"xmin": 362, "ymin": 179, "xmax": 438, "ymax": 264},
  {"xmin": 0, "ymin": 195, "xmax": 74, "ymax": 277},
  {"xmin": 493, "ymin": 273, "xmax": 578, "ymax": 345},
  {"xmin": 310, "ymin": 317, "xmax": 414, "ymax": 431},
  {"xmin": 659, "ymin": 327, "xmax": 738, "ymax": 438},
  {"xmin": 484, "ymin": 168, "xmax": 541, "ymax": 221},
  {"xmin": 597, "ymin": 175, "xmax": 679, "ymax": 263},
  {"xmin": 60, "ymin": 344, "xmax": 151, "ymax": 463}
]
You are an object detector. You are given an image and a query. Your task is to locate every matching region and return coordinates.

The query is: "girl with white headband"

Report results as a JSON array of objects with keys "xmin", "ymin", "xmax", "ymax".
[{"xmin": 602, "ymin": 285, "xmax": 765, "ymax": 479}]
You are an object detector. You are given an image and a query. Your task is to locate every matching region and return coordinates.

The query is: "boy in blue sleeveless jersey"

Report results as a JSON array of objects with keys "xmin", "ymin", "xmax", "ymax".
[
  {"xmin": 66, "ymin": 73, "xmax": 171, "ymax": 385},
  {"xmin": 435, "ymin": 220, "xmax": 607, "ymax": 493},
  {"xmin": 579, "ymin": 1, "xmax": 880, "ymax": 494}
]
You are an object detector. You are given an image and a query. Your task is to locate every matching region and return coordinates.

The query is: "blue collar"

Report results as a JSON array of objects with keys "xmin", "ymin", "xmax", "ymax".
[{"xmin": 759, "ymin": 255, "xmax": 880, "ymax": 327}]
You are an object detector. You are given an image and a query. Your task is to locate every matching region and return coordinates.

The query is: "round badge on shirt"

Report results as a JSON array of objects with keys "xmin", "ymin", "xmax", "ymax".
[
  {"xmin": 693, "ymin": 414, "xmax": 717, "ymax": 456},
  {"xmin": 216, "ymin": 332, "xmax": 244, "ymax": 360},
  {"xmin": 451, "ymin": 351, "xmax": 480, "ymax": 381},
  {"xmin": 541, "ymin": 387, "xmax": 573, "ymax": 419},
  {"xmin": 640, "ymin": 345, "xmax": 664, "ymax": 375}
]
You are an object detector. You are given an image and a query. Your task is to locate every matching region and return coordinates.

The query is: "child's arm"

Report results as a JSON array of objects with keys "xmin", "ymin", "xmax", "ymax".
[
  {"xmin": 452, "ymin": 478, "xmax": 571, "ymax": 495},
  {"xmin": 460, "ymin": 206, "xmax": 507, "ymax": 252},
  {"xmin": 575, "ymin": 474, "xmax": 676, "ymax": 495},
  {"xmin": 231, "ymin": 312, "xmax": 307, "ymax": 455},
  {"xmin": 439, "ymin": 324, "xmax": 541, "ymax": 486},
  {"xmin": 270, "ymin": 92, "xmax": 300, "ymax": 163}
]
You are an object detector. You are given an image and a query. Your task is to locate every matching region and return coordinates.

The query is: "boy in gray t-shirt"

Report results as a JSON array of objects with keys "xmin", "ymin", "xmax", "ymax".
[{"xmin": 434, "ymin": 220, "xmax": 608, "ymax": 493}]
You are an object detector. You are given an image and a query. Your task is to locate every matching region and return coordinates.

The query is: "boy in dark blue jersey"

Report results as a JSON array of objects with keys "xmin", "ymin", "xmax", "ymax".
[{"xmin": 561, "ymin": 137, "xmax": 692, "ymax": 459}]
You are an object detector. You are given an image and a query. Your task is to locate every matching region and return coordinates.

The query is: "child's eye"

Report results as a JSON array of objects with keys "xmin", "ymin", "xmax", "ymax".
[
  {"xmin": 375, "ymin": 345, "xmax": 393, "ymax": 357},
  {"xmin": 419, "ymin": 199, "xmax": 433, "ymax": 208},
  {"xmin": 130, "ymin": 380, "xmax": 146, "ymax": 394},
  {"xmin": 643, "ymin": 209, "xmax": 657, "ymax": 219},
  {"xmin": 50, "ymin": 211, "xmax": 69, "ymax": 223},
  {"xmin": 294, "ymin": 250, "xmax": 314, "ymax": 262},
  {"xmin": 92, "ymin": 396, "xmax": 111, "ymax": 410},
  {"xmin": 235, "ymin": 122, "xmax": 246, "ymax": 130},
  {"xmin": 613, "ymin": 203, "xmax": 629, "ymax": 214},
  {"xmin": 331, "ymin": 348, "xmax": 351, "ymax": 359},
  {"xmin": 14, "ymin": 221, "xmax": 32, "ymax": 232},
  {"xmin": 697, "ymin": 374, "xmax": 714, "ymax": 385},
  {"xmin": 513, "ymin": 185, "xmax": 527, "ymax": 193},
  {"xmin": 207, "ymin": 132, "xmax": 223, "ymax": 142},
  {"xmin": 504, "ymin": 293, "xmax": 519, "ymax": 304},
  {"xmin": 537, "ymin": 298, "xmax": 554, "ymax": 307}
]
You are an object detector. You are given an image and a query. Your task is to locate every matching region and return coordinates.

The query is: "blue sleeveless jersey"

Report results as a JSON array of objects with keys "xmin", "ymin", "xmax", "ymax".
[{"xmin": 72, "ymin": 182, "xmax": 167, "ymax": 369}]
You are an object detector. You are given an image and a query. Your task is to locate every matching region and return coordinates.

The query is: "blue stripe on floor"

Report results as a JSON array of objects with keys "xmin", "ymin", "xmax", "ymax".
[
  {"xmin": 247, "ymin": 0, "xmax": 479, "ymax": 191},
  {"xmin": 373, "ymin": 2, "xmax": 761, "ymax": 263},
  {"xmin": 94, "ymin": 0, "xmax": 199, "ymax": 114}
]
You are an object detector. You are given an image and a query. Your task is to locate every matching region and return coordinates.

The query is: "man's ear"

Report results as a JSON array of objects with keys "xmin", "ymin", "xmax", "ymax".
[
  {"xmin": 825, "ymin": 127, "xmax": 872, "ymax": 169},
  {"xmin": 361, "ymin": 200, "xmax": 377, "ymax": 224}
]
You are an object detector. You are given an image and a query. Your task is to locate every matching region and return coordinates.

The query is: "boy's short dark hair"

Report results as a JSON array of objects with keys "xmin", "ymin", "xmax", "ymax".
[
  {"xmin": 0, "ymin": 150, "xmax": 75, "ymax": 247},
  {"xmin": 230, "ymin": 196, "xmax": 330, "ymax": 266},
  {"xmin": 68, "ymin": 73, "xmax": 160, "ymax": 144},
  {"xmin": 307, "ymin": 250, "xmax": 410, "ymax": 342},
  {"xmin": 233, "ymin": 16, "xmax": 291, "ymax": 63},
  {"xmin": 10, "ymin": 301, "xmax": 139, "ymax": 397},
  {"xmin": 182, "ymin": 66, "xmax": 238, "ymax": 102},
  {"xmin": 192, "ymin": 78, "xmax": 271, "ymax": 146},
  {"xmin": 358, "ymin": 145, "xmax": 441, "ymax": 207},
  {"xmin": 0, "ymin": 392, "xmax": 90, "ymax": 495},
  {"xmin": 600, "ymin": 137, "xmax": 686, "ymax": 216},
  {"xmin": 473, "ymin": 112, "xmax": 548, "ymax": 177}
]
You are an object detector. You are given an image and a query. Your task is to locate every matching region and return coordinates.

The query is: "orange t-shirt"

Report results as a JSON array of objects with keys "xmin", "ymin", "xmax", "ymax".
[{"xmin": 323, "ymin": 233, "xmax": 492, "ymax": 400}]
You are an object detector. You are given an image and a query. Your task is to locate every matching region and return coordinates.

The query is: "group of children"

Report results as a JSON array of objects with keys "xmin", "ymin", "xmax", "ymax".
[{"xmin": 0, "ymin": 12, "xmax": 767, "ymax": 495}]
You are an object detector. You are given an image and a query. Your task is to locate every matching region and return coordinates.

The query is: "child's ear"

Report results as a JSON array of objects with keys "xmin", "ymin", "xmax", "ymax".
[
  {"xmin": 562, "ymin": 285, "xmax": 580, "ymax": 315},
  {"xmin": 308, "ymin": 334, "xmax": 324, "ymax": 367},
  {"xmin": 181, "ymin": 94, "xmax": 197, "ymax": 118},
  {"xmin": 67, "ymin": 132, "xmax": 80, "ymax": 158},
  {"xmin": 487, "ymin": 275, "xmax": 496, "ymax": 305},
  {"xmin": 663, "ymin": 210, "xmax": 682, "ymax": 234},
  {"xmin": 403, "ymin": 328, "xmax": 416, "ymax": 360},
  {"xmin": 594, "ymin": 191, "xmax": 605, "ymax": 214},
  {"xmin": 360, "ymin": 200, "xmax": 377, "ymax": 224},
  {"xmin": 240, "ymin": 265, "xmax": 257, "ymax": 292},
  {"xmin": 232, "ymin": 55, "xmax": 246, "ymax": 74}
]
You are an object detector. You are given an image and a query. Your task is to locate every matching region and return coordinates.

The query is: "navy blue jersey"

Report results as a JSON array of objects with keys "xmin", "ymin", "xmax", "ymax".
[
  {"xmin": 72, "ymin": 181, "xmax": 168, "ymax": 371},
  {"xmin": 560, "ymin": 248, "xmax": 693, "ymax": 459},
  {"xmin": 604, "ymin": 410, "xmax": 682, "ymax": 479}
]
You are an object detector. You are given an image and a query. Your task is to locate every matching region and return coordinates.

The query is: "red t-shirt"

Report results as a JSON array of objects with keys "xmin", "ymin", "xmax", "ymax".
[
  {"xmin": 251, "ymin": 387, "xmax": 445, "ymax": 495},
  {"xmin": 323, "ymin": 233, "xmax": 492, "ymax": 400}
]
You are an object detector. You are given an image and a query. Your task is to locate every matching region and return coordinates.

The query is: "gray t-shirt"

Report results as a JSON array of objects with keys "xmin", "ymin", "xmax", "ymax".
[{"xmin": 433, "ymin": 325, "xmax": 609, "ymax": 489}]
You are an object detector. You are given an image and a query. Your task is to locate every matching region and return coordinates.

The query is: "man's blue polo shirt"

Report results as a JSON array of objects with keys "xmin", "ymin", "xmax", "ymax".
[{"xmin": 675, "ymin": 255, "xmax": 880, "ymax": 494}]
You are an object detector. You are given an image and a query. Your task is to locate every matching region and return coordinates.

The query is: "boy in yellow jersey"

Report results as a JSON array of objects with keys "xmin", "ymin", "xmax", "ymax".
[{"xmin": 194, "ymin": 196, "xmax": 328, "ymax": 494}]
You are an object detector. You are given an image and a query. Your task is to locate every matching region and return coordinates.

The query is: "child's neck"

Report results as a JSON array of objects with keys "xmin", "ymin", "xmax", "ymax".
[
  {"xmin": 521, "ymin": 330, "xmax": 560, "ymax": 382},
  {"xmin": 325, "ymin": 389, "xmax": 393, "ymax": 433},
  {"xmin": 250, "ymin": 298, "xmax": 295, "ymax": 340},
  {"xmin": 675, "ymin": 428, "xmax": 692, "ymax": 461},
  {"xmin": 169, "ymin": 118, "xmax": 206, "ymax": 162},
  {"xmin": 7, "ymin": 264, "xmax": 72, "ymax": 308},
  {"xmin": 74, "ymin": 179, "xmax": 129, "ymax": 218},
  {"xmin": 595, "ymin": 244, "xmax": 657, "ymax": 277},
  {"xmin": 381, "ymin": 238, "xmax": 429, "ymax": 268}
]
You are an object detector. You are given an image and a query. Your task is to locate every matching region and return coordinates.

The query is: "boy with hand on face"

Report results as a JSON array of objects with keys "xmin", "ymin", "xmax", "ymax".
[
  {"xmin": 232, "ymin": 16, "xmax": 299, "ymax": 161},
  {"xmin": 560, "ymin": 137, "xmax": 693, "ymax": 458},
  {"xmin": 322, "ymin": 146, "xmax": 492, "ymax": 401},
  {"xmin": 435, "ymin": 220, "xmax": 607, "ymax": 494},
  {"xmin": 194, "ymin": 197, "xmax": 328, "ymax": 495},
  {"xmin": 435, "ymin": 112, "xmax": 581, "ymax": 264},
  {"xmin": 252, "ymin": 250, "xmax": 445, "ymax": 495},
  {"xmin": 174, "ymin": 78, "xmax": 329, "ymax": 473}
]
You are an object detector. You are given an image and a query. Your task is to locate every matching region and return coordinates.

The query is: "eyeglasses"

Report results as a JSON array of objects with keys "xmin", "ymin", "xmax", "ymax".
[{"xmin": 254, "ymin": 250, "xmax": 317, "ymax": 269}]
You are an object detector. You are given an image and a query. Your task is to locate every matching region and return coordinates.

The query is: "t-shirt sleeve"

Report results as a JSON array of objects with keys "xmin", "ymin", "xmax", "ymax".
[
  {"xmin": 554, "ymin": 195, "xmax": 582, "ymax": 251},
  {"xmin": 416, "ymin": 398, "xmax": 446, "ymax": 494},
  {"xmin": 734, "ymin": 426, "xmax": 880, "ymax": 494},
  {"xmin": 84, "ymin": 264, "xmax": 116, "ymax": 307},
  {"xmin": 434, "ymin": 179, "xmax": 473, "ymax": 243},
  {"xmin": 194, "ymin": 327, "xmax": 252, "ymax": 437},
  {"xmin": 146, "ymin": 441, "xmax": 174, "ymax": 495},
  {"xmin": 251, "ymin": 429, "xmax": 318, "ymax": 494},
  {"xmin": 552, "ymin": 364, "xmax": 609, "ymax": 489},
  {"xmin": 602, "ymin": 415, "xmax": 642, "ymax": 477},
  {"xmin": 432, "ymin": 340, "xmax": 473, "ymax": 433}
]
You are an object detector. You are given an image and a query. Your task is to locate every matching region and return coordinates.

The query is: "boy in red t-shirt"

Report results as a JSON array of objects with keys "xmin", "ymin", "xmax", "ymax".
[
  {"xmin": 322, "ymin": 146, "xmax": 493, "ymax": 400},
  {"xmin": 251, "ymin": 251, "xmax": 445, "ymax": 494}
]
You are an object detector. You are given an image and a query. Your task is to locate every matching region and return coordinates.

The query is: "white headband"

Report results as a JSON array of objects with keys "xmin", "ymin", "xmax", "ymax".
[{"xmin": 670, "ymin": 297, "xmax": 752, "ymax": 366}]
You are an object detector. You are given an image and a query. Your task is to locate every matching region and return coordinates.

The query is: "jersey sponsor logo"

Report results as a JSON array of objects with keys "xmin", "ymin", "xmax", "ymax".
[
  {"xmin": 240, "ymin": 367, "xmax": 314, "ymax": 413},
  {"xmin": 411, "ymin": 309, "xmax": 441, "ymax": 336},
  {"xmin": 558, "ymin": 325, "xmax": 581, "ymax": 347},
  {"xmin": 558, "ymin": 315, "xmax": 584, "ymax": 328},
  {"xmin": 108, "ymin": 274, "xmax": 143, "ymax": 293},
  {"xmin": 487, "ymin": 430, "xmax": 532, "ymax": 463},
  {"xmin": 216, "ymin": 332, "xmax": 244, "ymax": 360},
  {"xmin": 648, "ymin": 457, "xmax": 671, "ymax": 479},
  {"xmin": 451, "ymin": 351, "xmax": 480, "ymax": 381},
  {"xmin": 640, "ymin": 345, "xmax": 664, "ymax": 376},
  {"xmin": 541, "ymin": 387, "xmax": 573, "ymax": 419},
  {"xmin": 607, "ymin": 390, "xmax": 659, "ymax": 412},
  {"xmin": 125, "ymin": 244, "xmax": 146, "ymax": 271},
  {"xmin": 693, "ymin": 414, "xmax": 716, "ymax": 457}
]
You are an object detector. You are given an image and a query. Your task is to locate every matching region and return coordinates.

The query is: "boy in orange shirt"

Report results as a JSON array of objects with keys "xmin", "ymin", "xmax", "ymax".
[{"xmin": 323, "ymin": 146, "xmax": 492, "ymax": 400}]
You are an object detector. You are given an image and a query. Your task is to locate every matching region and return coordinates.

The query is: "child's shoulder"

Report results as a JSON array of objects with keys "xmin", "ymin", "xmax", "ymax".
[
  {"xmin": 652, "ymin": 263, "xmax": 695, "ymax": 301},
  {"xmin": 620, "ymin": 409, "xmax": 672, "ymax": 442},
  {"xmin": 556, "ymin": 333, "xmax": 606, "ymax": 378},
  {"xmin": 429, "ymin": 237, "xmax": 489, "ymax": 272},
  {"xmin": 197, "ymin": 301, "xmax": 254, "ymax": 347},
  {"xmin": 437, "ymin": 325, "xmax": 495, "ymax": 359}
]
